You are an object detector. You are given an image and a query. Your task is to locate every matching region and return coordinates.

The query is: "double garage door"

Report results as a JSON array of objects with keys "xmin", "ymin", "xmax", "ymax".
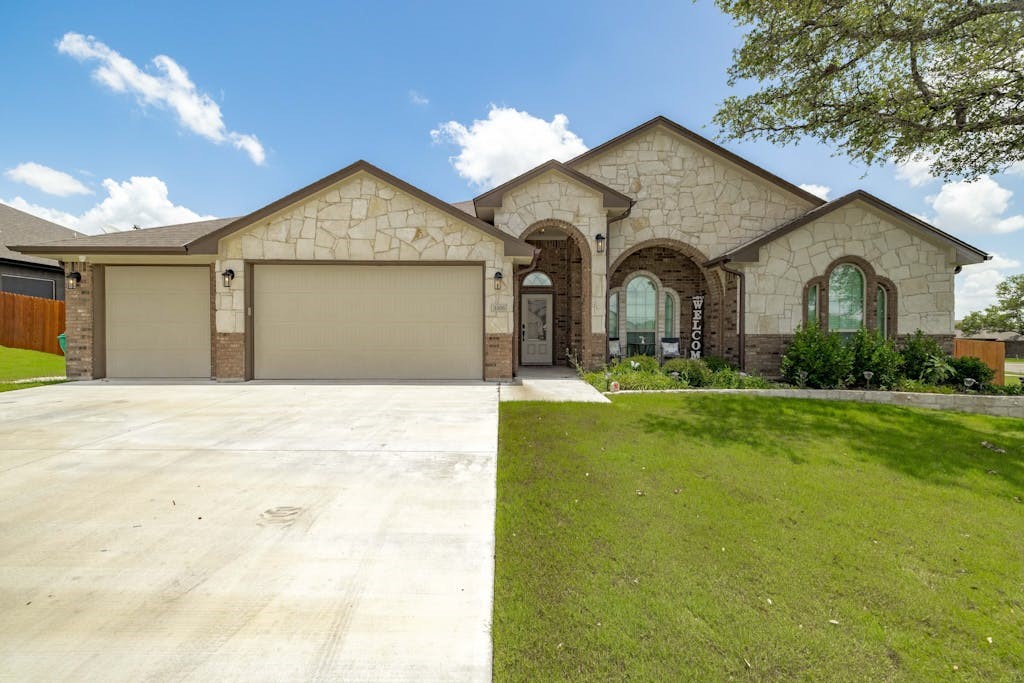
[{"xmin": 103, "ymin": 264, "xmax": 482, "ymax": 380}]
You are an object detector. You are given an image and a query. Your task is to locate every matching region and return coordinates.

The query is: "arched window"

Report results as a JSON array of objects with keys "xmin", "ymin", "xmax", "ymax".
[
  {"xmin": 608, "ymin": 291, "xmax": 619, "ymax": 337},
  {"xmin": 664, "ymin": 293, "xmax": 676, "ymax": 337},
  {"xmin": 876, "ymin": 285, "xmax": 888, "ymax": 337},
  {"xmin": 806, "ymin": 283, "xmax": 819, "ymax": 326},
  {"xmin": 828, "ymin": 264, "xmax": 865, "ymax": 334},
  {"xmin": 626, "ymin": 276, "xmax": 657, "ymax": 355},
  {"xmin": 523, "ymin": 271, "xmax": 552, "ymax": 287}
]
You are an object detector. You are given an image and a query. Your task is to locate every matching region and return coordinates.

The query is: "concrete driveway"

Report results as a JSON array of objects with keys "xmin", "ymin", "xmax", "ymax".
[{"xmin": 0, "ymin": 382, "xmax": 498, "ymax": 681}]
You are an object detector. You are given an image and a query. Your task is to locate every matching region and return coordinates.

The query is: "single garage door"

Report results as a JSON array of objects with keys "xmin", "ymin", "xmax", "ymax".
[
  {"xmin": 105, "ymin": 266, "xmax": 211, "ymax": 378},
  {"xmin": 254, "ymin": 264, "xmax": 483, "ymax": 380}
]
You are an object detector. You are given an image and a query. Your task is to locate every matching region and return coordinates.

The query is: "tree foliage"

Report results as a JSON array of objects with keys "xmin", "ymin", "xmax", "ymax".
[
  {"xmin": 957, "ymin": 273, "xmax": 1024, "ymax": 334},
  {"xmin": 713, "ymin": 0, "xmax": 1024, "ymax": 179}
]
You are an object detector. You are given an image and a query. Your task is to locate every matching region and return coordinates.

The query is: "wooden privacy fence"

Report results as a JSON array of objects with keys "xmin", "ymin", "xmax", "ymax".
[
  {"xmin": 953, "ymin": 338, "xmax": 1005, "ymax": 386},
  {"xmin": 0, "ymin": 291, "xmax": 66, "ymax": 355}
]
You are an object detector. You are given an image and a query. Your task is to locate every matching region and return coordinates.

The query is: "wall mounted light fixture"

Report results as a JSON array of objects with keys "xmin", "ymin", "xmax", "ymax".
[
  {"xmin": 66, "ymin": 271, "xmax": 82, "ymax": 290},
  {"xmin": 222, "ymin": 269, "xmax": 236, "ymax": 288},
  {"xmin": 595, "ymin": 233, "xmax": 606, "ymax": 253},
  {"xmin": 494, "ymin": 271, "xmax": 504, "ymax": 290}
]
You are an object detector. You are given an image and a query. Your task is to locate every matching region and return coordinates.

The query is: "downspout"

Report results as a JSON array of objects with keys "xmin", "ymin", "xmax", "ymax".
[{"xmin": 716, "ymin": 259, "xmax": 746, "ymax": 372}]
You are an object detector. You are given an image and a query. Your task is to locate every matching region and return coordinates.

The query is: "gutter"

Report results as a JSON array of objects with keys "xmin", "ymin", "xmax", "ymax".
[{"xmin": 714, "ymin": 258, "xmax": 746, "ymax": 372}]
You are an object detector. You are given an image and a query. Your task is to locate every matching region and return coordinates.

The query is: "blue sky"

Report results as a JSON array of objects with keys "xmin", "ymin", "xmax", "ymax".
[{"xmin": 1, "ymin": 0, "xmax": 1021, "ymax": 316}]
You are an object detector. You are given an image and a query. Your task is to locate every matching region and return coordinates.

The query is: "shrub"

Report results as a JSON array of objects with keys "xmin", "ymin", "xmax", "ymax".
[
  {"xmin": 582, "ymin": 371, "xmax": 609, "ymax": 391},
  {"xmin": 661, "ymin": 358, "xmax": 712, "ymax": 387},
  {"xmin": 947, "ymin": 356, "xmax": 996, "ymax": 388},
  {"xmin": 615, "ymin": 371, "xmax": 684, "ymax": 391},
  {"xmin": 613, "ymin": 354, "xmax": 660, "ymax": 375},
  {"xmin": 848, "ymin": 328, "xmax": 903, "ymax": 388},
  {"xmin": 705, "ymin": 368, "xmax": 773, "ymax": 389},
  {"xmin": 780, "ymin": 323, "xmax": 854, "ymax": 388},
  {"xmin": 894, "ymin": 378, "xmax": 956, "ymax": 394},
  {"xmin": 921, "ymin": 354, "xmax": 956, "ymax": 385},
  {"xmin": 702, "ymin": 356, "xmax": 734, "ymax": 372},
  {"xmin": 985, "ymin": 383, "xmax": 1023, "ymax": 396},
  {"xmin": 901, "ymin": 330, "xmax": 946, "ymax": 380}
]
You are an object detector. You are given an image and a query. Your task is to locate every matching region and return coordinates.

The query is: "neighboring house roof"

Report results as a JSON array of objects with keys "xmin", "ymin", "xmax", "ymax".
[
  {"xmin": 566, "ymin": 116, "xmax": 827, "ymax": 207},
  {"xmin": 186, "ymin": 160, "xmax": 534, "ymax": 257},
  {"xmin": 11, "ymin": 217, "xmax": 237, "ymax": 255},
  {"xmin": 0, "ymin": 203, "xmax": 83, "ymax": 267},
  {"xmin": 957, "ymin": 330, "xmax": 1022, "ymax": 341},
  {"xmin": 706, "ymin": 190, "xmax": 990, "ymax": 267},
  {"xmin": 472, "ymin": 159, "xmax": 633, "ymax": 213}
]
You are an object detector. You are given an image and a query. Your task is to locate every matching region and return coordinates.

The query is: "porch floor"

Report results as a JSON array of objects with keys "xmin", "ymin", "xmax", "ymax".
[{"xmin": 500, "ymin": 366, "xmax": 610, "ymax": 404}]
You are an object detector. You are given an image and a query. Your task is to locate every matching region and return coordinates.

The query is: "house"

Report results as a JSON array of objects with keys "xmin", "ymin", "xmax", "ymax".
[
  {"xmin": 12, "ymin": 116, "xmax": 989, "ymax": 381},
  {"xmin": 0, "ymin": 203, "xmax": 82, "ymax": 300}
]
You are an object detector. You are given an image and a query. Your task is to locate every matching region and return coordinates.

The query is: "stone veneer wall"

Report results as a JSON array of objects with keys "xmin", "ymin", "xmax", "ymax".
[
  {"xmin": 571, "ymin": 127, "xmax": 815, "ymax": 263},
  {"xmin": 742, "ymin": 203, "xmax": 956, "ymax": 336},
  {"xmin": 63, "ymin": 263, "xmax": 95, "ymax": 380}
]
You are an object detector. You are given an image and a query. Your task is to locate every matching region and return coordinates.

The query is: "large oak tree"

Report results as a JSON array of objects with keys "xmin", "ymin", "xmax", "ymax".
[{"xmin": 713, "ymin": 0, "xmax": 1024, "ymax": 179}]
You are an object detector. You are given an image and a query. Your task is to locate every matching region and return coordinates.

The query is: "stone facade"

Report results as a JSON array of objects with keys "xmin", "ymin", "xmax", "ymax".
[
  {"xmin": 572, "ymin": 127, "xmax": 815, "ymax": 262},
  {"xmin": 741, "ymin": 203, "xmax": 956, "ymax": 337}
]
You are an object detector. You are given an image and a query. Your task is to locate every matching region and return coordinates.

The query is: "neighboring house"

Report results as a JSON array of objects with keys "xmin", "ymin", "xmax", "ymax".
[
  {"xmin": 13, "ymin": 116, "xmax": 989, "ymax": 381},
  {"xmin": 0, "ymin": 203, "xmax": 82, "ymax": 300},
  {"xmin": 957, "ymin": 329, "xmax": 1024, "ymax": 358}
]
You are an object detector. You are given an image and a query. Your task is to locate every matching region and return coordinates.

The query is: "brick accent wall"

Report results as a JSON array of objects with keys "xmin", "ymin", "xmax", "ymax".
[
  {"xmin": 64, "ymin": 263, "xmax": 96, "ymax": 380},
  {"xmin": 520, "ymin": 236, "xmax": 585, "ymax": 366},
  {"xmin": 745, "ymin": 334, "xmax": 793, "ymax": 377},
  {"xmin": 610, "ymin": 246, "xmax": 735, "ymax": 360},
  {"xmin": 485, "ymin": 333, "xmax": 514, "ymax": 379},
  {"xmin": 214, "ymin": 333, "xmax": 245, "ymax": 380},
  {"xmin": 587, "ymin": 333, "xmax": 607, "ymax": 368}
]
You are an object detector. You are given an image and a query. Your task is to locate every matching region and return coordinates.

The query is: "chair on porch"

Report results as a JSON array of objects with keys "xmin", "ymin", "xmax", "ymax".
[
  {"xmin": 608, "ymin": 338, "xmax": 622, "ymax": 361},
  {"xmin": 661, "ymin": 337, "xmax": 681, "ymax": 362}
]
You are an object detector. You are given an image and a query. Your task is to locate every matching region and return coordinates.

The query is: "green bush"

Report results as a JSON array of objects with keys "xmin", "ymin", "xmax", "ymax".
[
  {"xmin": 848, "ymin": 328, "xmax": 903, "ymax": 388},
  {"xmin": 901, "ymin": 330, "xmax": 946, "ymax": 381},
  {"xmin": 661, "ymin": 358, "xmax": 712, "ymax": 387},
  {"xmin": 894, "ymin": 378, "xmax": 956, "ymax": 394},
  {"xmin": 615, "ymin": 371, "xmax": 684, "ymax": 391},
  {"xmin": 613, "ymin": 354, "xmax": 660, "ymax": 375},
  {"xmin": 984, "ymin": 382, "xmax": 1023, "ymax": 396},
  {"xmin": 947, "ymin": 356, "xmax": 996, "ymax": 388},
  {"xmin": 706, "ymin": 368, "xmax": 773, "ymax": 389},
  {"xmin": 702, "ymin": 356, "xmax": 734, "ymax": 372},
  {"xmin": 780, "ymin": 323, "xmax": 854, "ymax": 388},
  {"xmin": 582, "ymin": 371, "xmax": 609, "ymax": 391}
]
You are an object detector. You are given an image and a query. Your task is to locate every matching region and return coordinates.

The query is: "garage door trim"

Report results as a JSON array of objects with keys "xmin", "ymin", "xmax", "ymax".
[{"xmin": 244, "ymin": 260, "xmax": 487, "ymax": 381}]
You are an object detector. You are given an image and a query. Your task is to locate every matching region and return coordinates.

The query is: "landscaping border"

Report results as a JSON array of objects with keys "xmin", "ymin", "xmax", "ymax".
[{"xmin": 609, "ymin": 388, "xmax": 1023, "ymax": 419}]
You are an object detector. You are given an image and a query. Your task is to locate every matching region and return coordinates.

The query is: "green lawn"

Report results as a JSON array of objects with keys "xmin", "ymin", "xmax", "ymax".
[
  {"xmin": 0, "ymin": 345, "xmax": 66, "ymax": 381},
  {"xmin": 495, "ymin": 395, "xmax": 1024, "ymax": 681}
]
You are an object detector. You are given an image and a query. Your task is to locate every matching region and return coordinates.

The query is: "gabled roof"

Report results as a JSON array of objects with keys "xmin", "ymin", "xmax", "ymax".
[
  {"xmin": 12, "ymin": 217, "xmax": 237, "ymax": 255},
  {"xmin": 706, "ymin": 190, "xmax": 990, "ymax": 267},
  {"xmin": 566, "ymin": 116, "xmax": 826, "ymax": 207},
  {"xmin": 472, "ymin": 159, "xmax": 633, "ymax": 212},
  {"xmin": 0, "ymin": 203, "xmax": 83, "ymax": 266},
  {"xmin": 187, "ymin": 160, "xmax": 534, "ymax": 257}
]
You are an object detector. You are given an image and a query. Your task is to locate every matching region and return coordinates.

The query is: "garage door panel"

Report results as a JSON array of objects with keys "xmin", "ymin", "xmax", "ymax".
[
  {"xmin": 254, "ymin": 265, "xmax": 482, "ymax": 380},
  {"xmin": 105, "ymin": 267, "xmax": 211, "ymax": 378}
]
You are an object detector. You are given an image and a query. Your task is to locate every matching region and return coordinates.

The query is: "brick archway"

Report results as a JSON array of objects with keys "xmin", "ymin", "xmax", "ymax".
[
  {"xmin": 515, "ymin": 219, "xmax": 593, "ymax": 368},
  {"xmin": 609, "ymin": 238, "xmax": 737, "ymax": 363}
]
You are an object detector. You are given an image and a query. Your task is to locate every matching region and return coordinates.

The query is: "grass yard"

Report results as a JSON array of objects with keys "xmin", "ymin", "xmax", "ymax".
[
  {"xmin": 0, "ymin": 345, "xmax": 65, "ymax": 381},
  {"xmin": 495, "ymin": 394, "xmax": 1024, "ymax": 681}
]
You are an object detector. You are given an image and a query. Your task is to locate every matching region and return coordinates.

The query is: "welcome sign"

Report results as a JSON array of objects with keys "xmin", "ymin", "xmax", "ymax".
[{"xmin": 690, "ymin": 295, "xmax": 704, "ymax": 359}]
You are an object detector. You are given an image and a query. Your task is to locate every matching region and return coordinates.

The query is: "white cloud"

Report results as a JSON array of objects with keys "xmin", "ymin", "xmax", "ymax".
[
  {"xmin": 57, "ymin": 32, "xmax": 265, "ymax": 164},
  {"xmin": 431, "ymin": 106, "xmax": 588, "ymax": 188},
  {"xmin": 798, "ymin": 183, "xmax": 831, "ymax": 200},
  {"xmin": 894, "ymin": 156, "xmax": 937, "ymax": 187},
  {"xmin": 5, "ymin": 162, "xmax": 92, "ymax": 197},
  {"xmin": 409, "ymin": 90, "xmax": 429, "ymax": 105},
  {"xmin": 3, "ymin": 175, "xmax": 213, "ymax": 234},
  {"xmin": 926, "ymin": 176, "xmax": 1024, "ymax": 234},
  {"xmin": 956, "ymin": 253, "xmax": 1022, "ymax": 317}
]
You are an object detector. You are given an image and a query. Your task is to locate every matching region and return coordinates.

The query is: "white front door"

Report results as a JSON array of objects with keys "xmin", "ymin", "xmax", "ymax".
[{"xmin": 521, "ymin": 293, "xmax": 552, "ymax": 365}]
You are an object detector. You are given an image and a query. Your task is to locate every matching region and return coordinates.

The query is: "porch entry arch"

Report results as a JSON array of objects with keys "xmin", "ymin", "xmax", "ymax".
[
  {"xmin": 514, "ymin": 219, "xmax": 594, "ymax": 367},
  {"xmin": 608, "ymin": 238, "xmax": 730, "ymax": 361}
]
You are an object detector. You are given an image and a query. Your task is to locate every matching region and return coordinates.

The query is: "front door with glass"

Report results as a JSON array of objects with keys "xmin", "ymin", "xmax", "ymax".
[{"xmin": 521, "ymin": 293, "xmax": 553, "ymax": 365}]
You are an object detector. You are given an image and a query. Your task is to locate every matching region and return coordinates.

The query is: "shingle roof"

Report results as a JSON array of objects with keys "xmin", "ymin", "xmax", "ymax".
[
  {"xmin": 0, "ymin": 203, "xmax": 83, "ymax": 266},
  {"xmin": 11, "ymin": 217, "xmax": 237, "ymax": 254}
]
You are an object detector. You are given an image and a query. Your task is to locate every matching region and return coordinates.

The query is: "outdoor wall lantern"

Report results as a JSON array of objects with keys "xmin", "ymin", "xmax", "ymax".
[
  {"xmin": 222, "ymin": 269, "xmax": 236, "ymax": 288},
  {"xmin": 595, "ymin": 233, "xmax": 606, "ymax": 253},
  {"xmin": 66, "ymin": 271, "xmax": 82, "ymax": 290},
  {"xmin": 494, "ymin": 271, "xmax": 504, "ymax": 290}
]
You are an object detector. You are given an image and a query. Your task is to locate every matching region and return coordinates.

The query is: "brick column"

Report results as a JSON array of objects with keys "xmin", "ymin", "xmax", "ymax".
[{"xmin": 64, "ymin": 263, "xmax": 96, "ymax": 380}]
